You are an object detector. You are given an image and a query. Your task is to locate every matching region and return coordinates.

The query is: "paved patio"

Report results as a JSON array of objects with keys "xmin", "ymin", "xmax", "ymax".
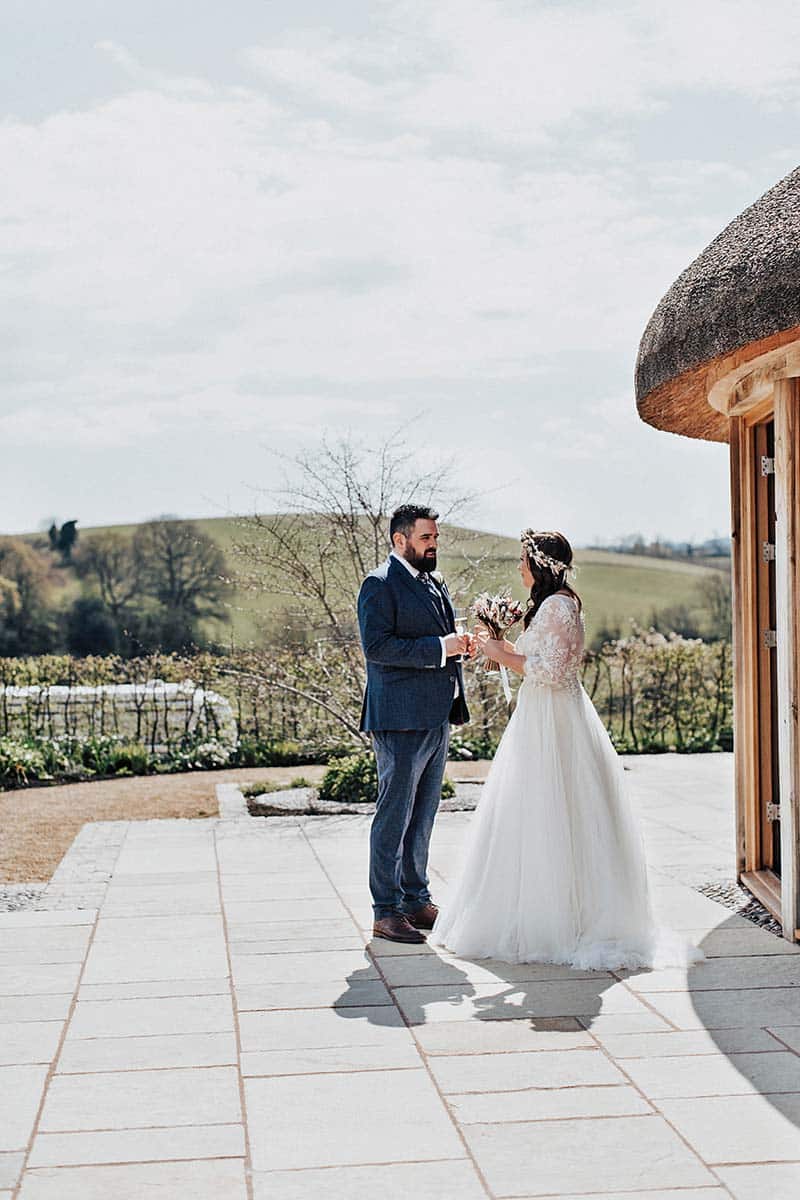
[{"xmin": 2, "ymin": 752, "xmax": 800, "ymax": 1199}]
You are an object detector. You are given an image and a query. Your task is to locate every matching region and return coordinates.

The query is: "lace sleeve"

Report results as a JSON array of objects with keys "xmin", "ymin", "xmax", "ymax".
[{"xmin": 519, "ymin": 596, "xmax": 582, "ymax": 686}]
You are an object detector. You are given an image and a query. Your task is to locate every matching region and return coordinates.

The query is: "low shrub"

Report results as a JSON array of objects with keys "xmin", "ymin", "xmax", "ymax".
[
  {"xmin": 233, "ymin": 737, "xmax": 308, "ymax": 767},
  {"xmin": 73, "ymin": 736, "xmax": 149, "ymax": 777},
  {"xmin": 448, "ymin": 731, "xmax": 499, "ymax": 761},
  {"xmin": 99, "ymin": 742, "xmax": 151, "ymax": 777},
  {"xmin": 164, "ymin": 739, "xmax": 233, "ymax": 771},
  {"xmin": 240, "ymin": 775, "xmax": 315, "ymax": 799},
  {"xmin": 0, "ymin": 738, "xmax": 51, "ymax": 787},
  {"xmin": 318, "ymin": 753, "xmax": 377, "ymax": 804},
  {"xmin": 241, "ymin": 781, "xmax": 282, "ymax": 798},
  {"xmin": 319, "ymin": 753, "xmax": 455, "ymax": 805}
]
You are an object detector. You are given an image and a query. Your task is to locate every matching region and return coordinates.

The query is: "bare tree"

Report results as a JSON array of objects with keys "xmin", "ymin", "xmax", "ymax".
[
  {"xmin": 131, "ymin": 519, "xmax": 231, "ymax": 650},
  {"xmin": 75, "ymin": 532, "xmax": 140, "ymax": 620},
  {"xmin": 231, "ymin": 429, "xmax": 495, "ymax": 746},
  {"xmin": 698, "ymin": 570, "xmax": 732, "ymax": 641}
]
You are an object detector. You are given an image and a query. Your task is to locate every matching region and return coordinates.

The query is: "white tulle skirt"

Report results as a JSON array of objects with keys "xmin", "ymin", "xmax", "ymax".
[{"xmin": 431, "ymin": 678, "xmax": 703, "ymax": 969}]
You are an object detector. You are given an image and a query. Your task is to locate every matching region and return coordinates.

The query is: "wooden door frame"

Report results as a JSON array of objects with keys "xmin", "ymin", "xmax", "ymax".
[
  {"xmin": 731, "ymin": 386, "xmax": 800, "ymax": 940},
  {"xmin": 753, "ymin": 419, "xmax": 778, "ymax": 872},
  {"xmin": 773, "ymin": 379, "xmax": 800, "ymax": 941},
  {"xmin": 730, "ymin": 412, "xmax": 762, "ymax": 877}
]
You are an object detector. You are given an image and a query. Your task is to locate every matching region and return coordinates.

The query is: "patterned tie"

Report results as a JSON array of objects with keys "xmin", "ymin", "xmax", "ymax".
[{"xmin": 419, "ymin": 572, "xmax": 446, "ymax": 623}]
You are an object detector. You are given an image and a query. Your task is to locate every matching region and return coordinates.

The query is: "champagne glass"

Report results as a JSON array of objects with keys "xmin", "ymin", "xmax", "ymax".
[{"xmin": 454, "ymin": 607, "xmax": 469, "ymax": 662}]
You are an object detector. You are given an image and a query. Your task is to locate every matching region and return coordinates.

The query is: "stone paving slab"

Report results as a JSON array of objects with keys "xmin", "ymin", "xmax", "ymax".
[
  {"xmin": 38, "ymin": 1064, "xmax": 242, "ymax": 1132},
  {"xmin": 428, "ymin": 1046, "xmax": 627, "ymax": 1092},
  {"xmin": 543, "ymin": 1192, "xmax": 729, "ymax": 1200},
  {"xmin": 449, "ymin": 1083, "xmax": 653, "ymax": 1124},
  {"xmin": 463, "ymin": 1114, "xmax": 716, "ymax": 1195},
  {"xmin": 0, "ymin": 1023, "xmax": 63, "ymax": 1068},
  {"xmin": 234, "ymin": 978, "xmax": 393, "ymax": 1010},
  {"xmin": 249, "ymin": 1160, "xmax": 487, "ymax": 1200},
  {"xmin": 0, "ymin": 995, "xmax": 73, "ymax": 1024},
  {"xmin": 76, "ymin": 977, "xmax": 231, "ymax": 1001},
  {"xmin": 0, "ymin": 1156, "xmax": 23, "ymax": 1190},
  {"xmin": 57, "ymin": 1030, "xmax": 238, "ymax": 1073},
  {"xmin": 245, "ymin": 1068, "xmax": 465, "ymax": 1171},
  {"xmin": 2, "ymin": 752, "xmax": 800, "ymax": 1199},
  {"xmin": 16, "ymin": 1160, "xmax": 248, "ymax": 1200},
  {"xmin": 26, "ymin": 1123, "xmax": 245, "ymax": 1169},
  {"xmin": 0, "ymin": 1067, "xmax": 49, "ymax": 1151},
  {"xmin": 715, "ymin": 1163, "xmax": 800, "ymax": 1200},
  {"xmin": 658, "ymin": 1093, "xmax": 800, "ymax": 1162}
]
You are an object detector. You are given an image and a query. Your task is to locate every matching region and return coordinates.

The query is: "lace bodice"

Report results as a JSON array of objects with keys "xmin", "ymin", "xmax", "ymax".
[{"xmin": 514, "ymin": 593, "xmax": 585, "ymax": 695}]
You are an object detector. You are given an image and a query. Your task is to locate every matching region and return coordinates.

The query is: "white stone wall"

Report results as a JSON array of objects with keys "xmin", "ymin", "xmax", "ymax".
[{"xmin": 0, "ymin": 680, "xmax": 238, "ymax": 749}]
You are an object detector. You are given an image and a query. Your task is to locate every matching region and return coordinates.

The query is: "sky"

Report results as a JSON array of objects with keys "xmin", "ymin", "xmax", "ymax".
[{"xmin": 2, "ymin": 1, "xmax": 799, "ymax": 547}]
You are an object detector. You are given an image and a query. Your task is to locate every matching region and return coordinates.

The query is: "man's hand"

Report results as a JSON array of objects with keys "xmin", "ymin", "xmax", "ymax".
[{"xmin": 443, "ymin": 632, "xmax": 469, "ymax": 658}]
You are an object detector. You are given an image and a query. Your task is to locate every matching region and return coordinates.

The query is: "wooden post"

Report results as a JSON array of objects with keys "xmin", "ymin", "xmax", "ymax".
[
  {"xmin": 731, "ymin": 415, "xmax": 763, "ymax": 875},
  {"xmin": 773, "ymin": 379, "xmax": 800, "ymax": 942},
  {"xmin": 729, "ymin": 417, "xmax": 747, "ymax": 877}
]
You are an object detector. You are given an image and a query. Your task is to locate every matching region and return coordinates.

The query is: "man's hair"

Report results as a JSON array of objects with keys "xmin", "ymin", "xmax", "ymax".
[{"xmin": 389, "ymin": 504, "xmax": 439, "ymax": 541}]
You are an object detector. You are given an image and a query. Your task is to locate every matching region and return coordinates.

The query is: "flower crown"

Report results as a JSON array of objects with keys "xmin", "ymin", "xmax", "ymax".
[{"xmin": 520, "ymin": 532, "xmax": 578, "ymax": 578}]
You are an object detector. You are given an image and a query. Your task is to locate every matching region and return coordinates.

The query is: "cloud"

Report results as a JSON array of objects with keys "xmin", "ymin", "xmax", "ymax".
[
  {"xmin": 94, "ymin": 39, "xmax": 213, "ymax": 97},
  {"xmin": 1, "ymin": 0, "xmax": 794, "ymax": 535},
  {"xmin": 244, "ymin": 1, "xmax": 800, "ymax": 147},
  {"xmin": 94, "ymin": 40, "xmax": 148, "ymax": 82}
]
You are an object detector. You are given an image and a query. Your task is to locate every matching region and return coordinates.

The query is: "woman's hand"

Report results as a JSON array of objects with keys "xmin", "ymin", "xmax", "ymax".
[
  {"xmin": 474, "ymin": 628, "xmax": 503, "ymax": 663},
  {"xmin": 467, "ymin": 623, "xmax": 487, "ymax": 659}
]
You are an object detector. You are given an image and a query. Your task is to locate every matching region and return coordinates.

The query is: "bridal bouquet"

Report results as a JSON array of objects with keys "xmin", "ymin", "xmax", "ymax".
[
  {"xmin": 470, "ymin": 589, "xmax": 525, "ymax": 664},
  {"xmin": 470, "ymin": 590, "xmax": 525, "ymax": 703}
]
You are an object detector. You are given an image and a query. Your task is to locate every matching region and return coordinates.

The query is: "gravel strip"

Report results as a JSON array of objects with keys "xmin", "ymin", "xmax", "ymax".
[
  {"xmin": 0, "ymin": 883, "xmax": 47, "ymax": 912},
  {"xmin": 695, "ymin": 878, "xmax": 784, "ymax": 936},
  {"xmin": 246, "ymin": 781, "xmax": 483, "ymax": 817}
]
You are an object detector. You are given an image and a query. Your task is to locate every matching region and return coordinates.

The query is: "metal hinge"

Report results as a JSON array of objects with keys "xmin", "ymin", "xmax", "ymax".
[
  {"xmin": 762, "ymin": 456, "xmax": 775, "ymax": 476},
  {"xmin": 763, "ymin": 541, "xmax": 776, "ymax": 562},
  {"xmin": 766, "ymin": 802, "xmax": 781, "ymax": 822},
  {"xmin": 763, "ymin": 629, "xmax": 777, "ymax": 649}
]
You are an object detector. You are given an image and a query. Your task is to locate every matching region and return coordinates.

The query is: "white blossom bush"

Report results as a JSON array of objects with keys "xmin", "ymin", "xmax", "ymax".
[{"xmin": 582, "ymin": 626, "xmax": 732, "ymax": 752}]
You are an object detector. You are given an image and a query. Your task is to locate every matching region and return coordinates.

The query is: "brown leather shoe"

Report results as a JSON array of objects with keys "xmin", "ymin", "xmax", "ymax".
[
  {"xmin": 406, "ymin": 903, "xmax": 439, "ymax": 930},
  {"xmin": 373, "ymin": 912, "xmax": 426, "ymax": 944}
]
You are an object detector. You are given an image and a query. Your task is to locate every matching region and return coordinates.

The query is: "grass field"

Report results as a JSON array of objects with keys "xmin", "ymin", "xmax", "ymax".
[{"xmin": 64, "ymin": 515, "xmax": 729, "ymax": 649}]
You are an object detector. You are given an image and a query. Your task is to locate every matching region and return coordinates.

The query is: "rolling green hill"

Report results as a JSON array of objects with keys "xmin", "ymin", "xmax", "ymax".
[{"xmin": 66, "ymin": 516, "xmax": 729, "ymax": 649}]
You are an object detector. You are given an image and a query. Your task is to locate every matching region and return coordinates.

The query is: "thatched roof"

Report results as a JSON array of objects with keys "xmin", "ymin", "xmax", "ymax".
[{"xmin": 636, "ymin": 165, "xmax": 800, "ymax": 442}]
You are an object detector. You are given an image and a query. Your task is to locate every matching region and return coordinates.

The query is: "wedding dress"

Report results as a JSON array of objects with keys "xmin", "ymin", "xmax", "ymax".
[{"xmin": 431, "ymin": 592, "xmax": 702, "ymax": 969}]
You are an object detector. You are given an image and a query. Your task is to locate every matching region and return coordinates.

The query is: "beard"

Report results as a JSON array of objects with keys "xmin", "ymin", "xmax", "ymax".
[{"xmin": 404, "ymin": 546, "xmax": 437, "ymax": 573}]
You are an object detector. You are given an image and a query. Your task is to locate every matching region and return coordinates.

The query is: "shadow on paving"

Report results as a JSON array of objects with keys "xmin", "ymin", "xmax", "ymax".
[
  {"xmin": 333, "ymin": 950, "xmax": 620, "ymax": 1029},
  {"xmin": 687, "ymin": 913, "xmax": 800, "ymax": 1136}
]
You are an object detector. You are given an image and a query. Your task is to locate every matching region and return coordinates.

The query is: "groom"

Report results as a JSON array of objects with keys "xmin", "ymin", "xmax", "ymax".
[{"xmin": 357, "ymin": 504, "xmax": 470, "ymax": 943}]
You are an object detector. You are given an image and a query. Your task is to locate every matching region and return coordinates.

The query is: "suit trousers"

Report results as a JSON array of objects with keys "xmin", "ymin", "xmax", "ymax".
[{"xmin": 370, "ymin": 722, "xmax": 450, "ymax": 919}]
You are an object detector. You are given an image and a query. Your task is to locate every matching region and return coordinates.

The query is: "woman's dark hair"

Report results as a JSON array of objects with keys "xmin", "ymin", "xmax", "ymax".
[
  {"xmin": 521, "ymin": 530, "xmax": 582, "ymax": 628},
  {"xmin": 389, "ymin": 504, "xmax": 439, "ymax": 541}
]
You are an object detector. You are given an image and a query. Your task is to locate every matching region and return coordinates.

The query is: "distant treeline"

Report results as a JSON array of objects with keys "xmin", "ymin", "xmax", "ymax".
[
  {"xmin": 0, "ymin": 519, "xmax": 230, "ymax": 658},
  {"xmin": 589, "ymin": 534, "xmax": 731, "ymax": 561}
]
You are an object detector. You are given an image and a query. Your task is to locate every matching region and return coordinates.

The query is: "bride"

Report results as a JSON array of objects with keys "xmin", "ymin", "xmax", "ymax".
[{"xmin": 430, "ymin": 529, "xmax": 703, "ymax": 970}]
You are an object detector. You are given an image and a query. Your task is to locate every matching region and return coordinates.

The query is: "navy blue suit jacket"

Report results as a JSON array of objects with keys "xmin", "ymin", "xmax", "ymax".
[{"xmin": 358, "ymin": 556, "xmax": 470, "ymax": 732}]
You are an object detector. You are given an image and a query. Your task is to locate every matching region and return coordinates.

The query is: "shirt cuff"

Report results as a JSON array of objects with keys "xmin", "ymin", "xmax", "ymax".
[{"xmin": 439, "ymin": 636, "xmax": 448, "ymax": 667}]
